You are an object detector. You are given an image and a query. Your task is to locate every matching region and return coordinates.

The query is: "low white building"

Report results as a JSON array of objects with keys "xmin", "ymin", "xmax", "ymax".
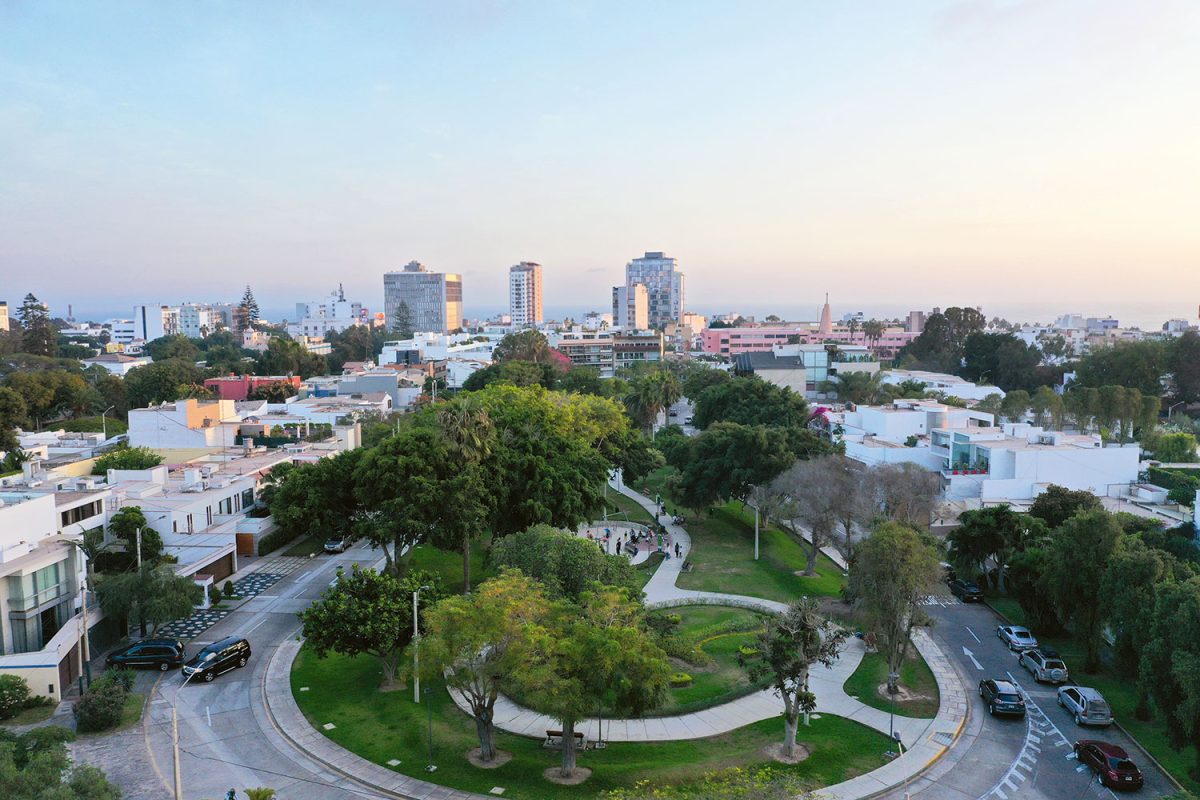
[
  {"xmin": 880, "ymin": 369, "xmax": 1005, "ymax": 402},
  {"xmin": 379, "ymin": 332, "xmax": 499, "ymax": 366},
  {"xmin": 81, "ymin": 353, "xmax": 153, "ymax": 376},
  {"xmin": 128, "ymin": 399, "xmax": 243, "ymax": 450}
]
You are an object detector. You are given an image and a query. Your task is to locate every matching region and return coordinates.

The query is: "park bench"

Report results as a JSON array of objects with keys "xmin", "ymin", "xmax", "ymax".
[
  {"xmin": 544, "ymin": 730, "xmax": 587, "ymax": 749},
  {"xmin": 682, "ymin": 560, "xmax": 694, "ymax": 573}
]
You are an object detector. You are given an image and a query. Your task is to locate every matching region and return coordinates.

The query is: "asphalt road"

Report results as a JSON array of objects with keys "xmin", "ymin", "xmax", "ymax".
[
  {"xmin": 885, "ymin": 590, "xmax": 1177, "ymax": 800},
  {"xmin": 76, "ymin": 544, "xmax": 383, "ymax": 800}
]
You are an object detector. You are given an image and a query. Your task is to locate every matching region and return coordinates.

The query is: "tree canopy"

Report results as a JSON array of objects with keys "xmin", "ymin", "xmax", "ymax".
[{"xmin": 489, "ymin": 525, "xmax": 638, "ymax": 600}]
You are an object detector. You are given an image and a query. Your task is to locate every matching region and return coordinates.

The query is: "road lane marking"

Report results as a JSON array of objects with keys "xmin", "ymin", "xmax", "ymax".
[
  {"xmin": 977, "ymin": 671, "xmax": 1072, "ymax": 800},
  {"xmin": 962, "ymin": 646, "xmax": 984, "ymax": 670},
  {"xmin": 966, "ymin": 626, "xmax": 981, "ymax": 643}
]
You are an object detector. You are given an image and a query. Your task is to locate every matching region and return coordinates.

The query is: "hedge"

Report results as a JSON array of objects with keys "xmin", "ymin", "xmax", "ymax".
[
  {"xmin": 1148, "ymin": 467, "xmax": 1200, "ymax": 506},
  {"xmin": 257, "ymin": 526, "xmax": 303, "ymax": 556}
]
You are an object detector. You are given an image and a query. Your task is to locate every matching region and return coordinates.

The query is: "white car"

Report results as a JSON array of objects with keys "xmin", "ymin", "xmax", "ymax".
[{"xmin": 997, "ymin": 624, "xmax": 1039, "ymax": 652}]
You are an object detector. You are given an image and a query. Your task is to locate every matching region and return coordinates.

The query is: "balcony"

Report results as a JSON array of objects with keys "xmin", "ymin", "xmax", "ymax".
[{"xmin": 8, "ymin": 581, "xmax": 72, "ymax": 613}]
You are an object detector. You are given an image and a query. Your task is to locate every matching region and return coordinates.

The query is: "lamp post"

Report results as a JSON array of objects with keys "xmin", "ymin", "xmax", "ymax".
[
  {"xmin": 887, "ymin": 671, "xmax": 899, "ymax": 745},
  {"xmin": 100, "ymin": 405, "xmax": 115, "ymax": 440},
  {"xmin": 1169, "ymin": 401, "xmax": 1185, "ymax": 422},
  {"xmin": 413, "ymin": 584, "xmax": 431, "ymax": 704},
  {"xmin": 174, "ymin": 653, "xmax": 215, "ymax": 800}
]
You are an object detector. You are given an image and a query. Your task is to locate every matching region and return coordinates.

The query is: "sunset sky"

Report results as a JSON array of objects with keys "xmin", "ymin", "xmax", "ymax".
[{"xmin": 2, "ymin": 1, "xmax": 1198, "ymax": 326}]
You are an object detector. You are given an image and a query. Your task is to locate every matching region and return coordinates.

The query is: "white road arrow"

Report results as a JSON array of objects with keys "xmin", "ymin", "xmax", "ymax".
[{"xmin": 963, "ymin": 646, "xmax": 984, "ymax": 670}]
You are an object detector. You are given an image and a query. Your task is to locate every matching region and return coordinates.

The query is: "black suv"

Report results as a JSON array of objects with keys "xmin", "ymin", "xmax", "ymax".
[
  {"xmin": 182, "ymin": 637, "xmax": 252, "ymax": 683},
  {"xmin": 979, "ymin": 678, "xmax": 1026, "ymax": 717},
  {"xmin": 106, "ymin": 639, "xmax": 185, "ymax": 671},
  {"xmin": 948, "ymin": 579, "xmax": 983, "ymax": 602}
]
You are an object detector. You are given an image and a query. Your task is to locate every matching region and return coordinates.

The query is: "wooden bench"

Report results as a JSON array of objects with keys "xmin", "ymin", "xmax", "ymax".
[
  {"xmin": 682, "ymin": 560, "xmax": 694, "ymax": 573},
  {"xmin": 544, "ymin": 730, "xmax": 587, "ymax": 749}
]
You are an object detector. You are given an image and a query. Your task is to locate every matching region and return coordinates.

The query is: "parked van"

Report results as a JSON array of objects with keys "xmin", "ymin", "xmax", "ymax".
[{"xmin": 182, "ymin": 637, "xmax": 252, "ymax": 683}]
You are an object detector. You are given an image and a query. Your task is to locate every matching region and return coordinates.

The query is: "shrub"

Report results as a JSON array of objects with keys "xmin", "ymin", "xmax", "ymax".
[
  {"xmin": 257, "ymin": 526, "xmax": 302, "ymax": 556},
  {"xmin": 223, "ymin": 580, "xmax": 235, "ymax": 597},
  {"xmin": 669, "ymin": 672, "xmax": 693, "ymax": 688},
  {"xmin": 96, "ymin": 667, "xmax": 136, "ymax": 693},
  {"xmin": 0, "ymin": 674, "xmax": 32, "ymax": 720},
  {"xmin": 92, "ymin": 445, "xmax": 163, "ymax": 476},
  {"xmin": 209, "ymin": 584, "xmax": 223, "ymax": 605},
  {"xmin": 75, "ymin": 680, "xmax": 128, "ymax": 732}
]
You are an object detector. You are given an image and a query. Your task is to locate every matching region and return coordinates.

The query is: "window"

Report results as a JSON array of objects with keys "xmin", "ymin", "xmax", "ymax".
[{"xmin": 60, "ymin": 499, "xmax": 103, "ymax": 527}]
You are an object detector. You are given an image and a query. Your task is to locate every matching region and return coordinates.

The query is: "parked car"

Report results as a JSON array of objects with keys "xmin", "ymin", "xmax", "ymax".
[
  {"xmin": 105, "ymin": 639, "xmax": 185, "ymax": 671},
  {"xmin": 948, "ymin": 579, "xmax": 983, "ymax": 602},
  {"xmin": 684, "ymin": 416, "xmax": 694, "ymax": 425},
  {"xmin": 324, "ymin": 536, "xmax": 352, "ymax": 554},
  {"xmin": 1019, "ymin": 649, "xmax": 1070, "ymax": 684},
  {"xmin": 668, "ymin": 410, "xmax": 678, "ymax": 417},
  {"xmin": 978, "ymin": 678, "xmax": 1026, "ymax": 717},
  {"xmin": 1074, "ymin": 740, "xmax": 1143, "ymax": 789},
  {"xmin": 939, "ymin": 561, "xmax": 957, "ymax": 583},
  {"xmin": 1058, "ymin": 685, "xmax": 1113, "ymax": 727},
  {"xmin": 182, "ymin": 637, "xmax": 252, "ymax": 683},
  {"xmin": 996, "ymin": 624, "xmax": 1039, "ymax": 652}
]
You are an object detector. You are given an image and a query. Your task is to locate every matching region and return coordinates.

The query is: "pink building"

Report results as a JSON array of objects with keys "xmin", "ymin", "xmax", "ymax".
[
  {"xmin": 203, "ymin": 374, "xmax": 302, "ymax": 401},
  {"xmin": 701, "ymin": 326, "xmax": 919, "ymax": 359}
]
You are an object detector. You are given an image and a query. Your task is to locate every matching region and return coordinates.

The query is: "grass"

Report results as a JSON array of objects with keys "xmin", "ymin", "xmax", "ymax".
[
  {"xmin": 284, "ymin": 535, "xmax": 324, "ymax": 557},
  {"xmin": 0, "ymin": 702, "xmax": 56, "ymax": 727},
  {"xmin": 842, "ymin": 651, "xmax": 940, "ymax": 719},
  {"xmin": 674, "ymin": 503, "xmax": 846, "ymax": 603},
  {"xmin": 293, "ymin": 648, "xmax": 893, "ymax": 799},
  {"xmin": 407, "ymin": 540, "xmax": 495, "ymax": 593},
  {"xmin": 985, "ymin": 592, "xmax": 1200, "ymax": 792},
  {"xmin": 657, "ymin": 605, "xmax": 769, "ymax": 715},
  {"xmin": 634, "ymin": 552, "xmax": 665, "ymax": 590},
  {"xmin": 601, "ymin": 490, "xmax": 658, "ymax": 527}
]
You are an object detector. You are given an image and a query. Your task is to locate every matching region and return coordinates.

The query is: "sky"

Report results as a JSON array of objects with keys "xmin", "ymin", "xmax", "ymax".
[{"xmin": 2, "ymin": 1, "xmax": 1199, "ymax": 328}]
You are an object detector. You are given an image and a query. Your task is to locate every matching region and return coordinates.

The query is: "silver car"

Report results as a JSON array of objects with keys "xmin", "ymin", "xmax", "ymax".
[
  {"xmin": 997, "ymin": 624, "xmax": 1039, "ymax": 652},
  {"xmin": 1058, "ymin": 685, "xmax": 1113, "ymax": 727},
  {"xmin": 1019, "ymin": 649, "xmax": 1069, "ymax": 684}
]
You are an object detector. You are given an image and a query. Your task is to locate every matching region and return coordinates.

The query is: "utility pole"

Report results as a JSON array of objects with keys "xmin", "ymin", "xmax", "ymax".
[
  {"xmin": 135, "ymin": 527, "xmax": 143, "ymax": 569},
  {"xmin": 413, "ymin": 584, "xmax": 431, "ymax": 703},
  {"xmin": 754, "ymin": 505, "xmax": 760, "ymax": 561}
]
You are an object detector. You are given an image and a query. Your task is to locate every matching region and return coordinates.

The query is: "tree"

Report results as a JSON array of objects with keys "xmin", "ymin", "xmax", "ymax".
[
  {"xmin": 17, "ymin": 294, "xmax": 55, "ymax": 357},
  {"xmin": 670, "ymin": 422, "xmax": 794, "ymax": 513},
  {"xmin": 246, "ymin": 382, "xmax": 297, "ymax": 403},
  {"xmin": 0, "ymin": 726, "xmax": 122, "ymax": 800},
  {"xmin": 862, "ymin": 319, "xmax": 885, "ymax": 352},
  {"xmin": 92, "ymin": 445, "xmax": 163, "ymax": 475},
  {"xmin": 145, "ymin": 334, "xmax": 201, "ymax": 363},
  {"xmin": 1028, "ymin": 485, "xmax": 1101, "ymax": 529},
  {"xmin": 461, "ymin": 360, "xmax": 558, "ymax": 391},
  {"xmin": 421, "ymin": 571, "xmax": 549, "ymax": 762},
  {"xmin": 945, "ymin": 505, "xmax": 1048, "ymax": 592},
  {"xmin": 1146, "ymin": 431, "xmax": 1198, "ymax": 463},
  {"xmin": 1006, "ymin": 545, "xmax": 1059, "ymax": 633},
  {"xmin": 489, "ymin": 525, "xmax": 638, "ymax": 601},
  {"xmin": 692, "ymin": 376, "xmax": 808, "ymax": 432},
  {"xmin": 241, "ymin": 285, "xmax": 260, "ymax": 324},
  {"xmin": 739, "ymin": 598, "xmax": 847, "ymax": 758},
  {"xmin": 871, "ymin": 462, "xmax": 940, "ymax": 528},
  {"xmin": 1043, "ymin": 510, "xmax": 1124, "ymax": 671},
  {"xmin": 269, "ymin": 452, "xmax": 365, "ymax": 550},
  {"xmin": 1171, "ymin": 331, "xmax": 1200, "ymax": 405},
  {"xmin": 849, "ymin": 521, "xmax": 942, "ymax": 693},
  {"xmin": 822, "ymin": 371, "xmax": 887, "ymax": 405},
  {"xmin": 493, "ymin": 329, "xmax": 553, "ymax": 364},
  {"xmin": 897, "ymin": 307, "xmax": 985, "ymax": 373},
  {"xmin": 300, "ymin": 566, "xmax": 442, "ymax": 688},
  {"xmin": 96, "ymin": 564, "xmax": 203, "ymax": 637},
  {"xmin": 1142, "ymin": 578, "xmax": 1200, "ymax": 778},
  {"xmin": 1074, "ymin": 340, "xmax": 1169, "ymax": 397},
  {"xmin": 432, "ymin": 396, "xmax": 494, "ymax": 591},
  {"xmin": 680, "ymin": 364, "xmax": 731, "ymax": 401},
  {"xmin": 770, "ymin": 458, "xmax": 841, "ymax": 576},
  {"xmin": 391, "ymin": 300, "xmax": 415, "ymax": 337},
  {"xmin": 124, "ymin": 359, "xmax": 206, "ymax": 407},
  {"xmin": 522, "ymin": 587, "xmax": 670, "ymax": 777},
  {"xmin": 960, "ymin": 332, "xmax": 1043, "ymax": 392},
  {"xmin": 625, "ymin": 370, "xmax": 681, "ymax": 435},
  {"xmin": 1102, "ymin": 538, "xmax": 1172, "ymax": 717},
  {"xmin": 1029, "ymin": 385, "xmax": 1065, "ymax": 430},
  {"xmin": 107, "ymin": 506, "xmax": 162, "ymax": 563},
  {"xmin": 4, "ymin": 369, "xmax": 94, "ymax": 425},
  {"xmin": 0, "ymin": 386, "xmax": 27, "ymax": 452},
  {"xmin": 999, "ymin": 389, "xmax": 1029, "ymax": 423},
  {"xmin": 557, "ymin": 367, "xmax": 605, "ymax": 396},
  {"xmin": 255, "ymin": 337, "xmax": 327, "ymax": 379}
]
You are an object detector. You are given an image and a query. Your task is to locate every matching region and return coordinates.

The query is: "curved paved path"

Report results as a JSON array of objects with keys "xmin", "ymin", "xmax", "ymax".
[{"xmin": 449, "ymin": 479, "xmax": 954, "ymax": 756}]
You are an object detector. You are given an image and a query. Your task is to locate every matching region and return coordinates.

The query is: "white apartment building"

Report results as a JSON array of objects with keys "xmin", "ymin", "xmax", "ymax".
[
  {"xmin": 550, "ymin": 330, "xmax": 615, "ymax": 376},
  {"xmin": 623, "ymin": 252, "xmax": 684, "ymax": 329},
  {"xmin": 612, "ymin": 284, "xmax": 649, "ymax": 330},
  {"xmin": 378, "ymin": 332, "xmax": 498, "ymax": 366},
  {"xmin": 829, "ymin": 399, "xmax": 1143, "ymax": 503},
  {"xmin": 383, "ymin": 261, "xmax": 463, "ymax": 334},
  {"xmin": 509, "ymin": 262, "xmax": 544, "ymax": 327},
  {"xmin": 288, "ymin": 286, "xmax": 364, "ymax": 338},
  {"xmin": 880, "ymin": 370, "xmax": 1006, "ymax": 402},
  {"xmin": 128, "ymin": 399, "xmax": 243, "ymax": 450},
  {"xmin": 128, "ymin": 304, "xmax": 179, "ymax": 343},
  {"xmin": 178, "ymin": 303, "xmax": 227, "ymax": 338}
]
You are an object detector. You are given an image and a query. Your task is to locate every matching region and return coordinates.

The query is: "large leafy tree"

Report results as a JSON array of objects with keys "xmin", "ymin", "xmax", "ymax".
[
  {"xmin": 4, "ymin": 370, "xmax": 94, "ymax": 424},
  {"xmin": 1073, "ymin": 339, "xmax": 1169, "ymax": 397},
  {"xmin": 271, "ymin": 449, "xmax": 369, "ymax": 555},
  {"xmin": 739, "ymin": 598, "xmax": 847, "ymax": 758},
  {"xmin": 106, "ymin": 506, "xmax": 163, "ymax": 564},
  {"xmin": 1170, "ymin": 330, "xmax": 1200, "ymax": 405},
  {"xmin": 96, "ymin": 564, "xmax": 203, "ymax": 637},
  {"xmin": 255, "ymin": 337, "xmax": 327, "ymax": 378},
  {"xmin": 0, "ymin": 387, "xmax": 27, "ymax": 452},
  {"xmin": 522, "ymin": 587, "xmax": 670, "ymax": 777},
  {"xmin": 1043, "ymin": 509, "xmax": 1124, "ymax": 671},
  {"xmin": 848, "ymin": 521, "xmax": 942, "ymax": 693},
  {"xmin": 124, "ymin": 359, "xmax": 207, "ymax": 408},
  {"xmin": 144, "ymin": 335, "xmax": 201, "ymax": 363},
  {"xmin": 1101, "ymin": 538, "xmax": 1174, "ymax": 718},
  {"xmin": 0, "ymin": 726, "xmax": 122, "ymax": 799},
  {"xmin": 489, "ymin": 525, "xmax": 638, "ymax": 601},
  {"xmin": 1142, "ymin": 577, "xmax": 1200, "ymax": 778},
  {"xmin": 897, "ymin": 307, "xmax": 985, "ymax": 373},
  {"xmin": 461, "ymin": 360, "xmax": 559, "ymax": 391},
  {"xmin": 960, "ymin": 332, "xmax": 1044, "ymax": 392},
  {"xmin": 669, "ymin": 422, "xmax": 793, "ymax": 513},
  {"xmin": 945, "ymin": 505, "xmax": 1048, "ymax": 592},
  {"xmin": 692, "ymin": 376, "xmax": 808, "ymax": 431},
  {"xmin": 493, "ymin": 329, "xmax": 553, "ymax": 364},
  {"xmin": 91, "ymin": 445, "xmax": 163, "ymax": 475},
  {"xmin": 300, "ymin": 566, "xmax": 443, "ymax": 688},
  {"xmin": 17, "ymin": 294, "xmax": 56, "ymax": 357},
  {"xmin": 421, "ymin": 570, "xmax": 549, "ymax": 762},
  {"xmin": 1028, "ymin": 485, "xmax": 1102, "ymax": 529}
]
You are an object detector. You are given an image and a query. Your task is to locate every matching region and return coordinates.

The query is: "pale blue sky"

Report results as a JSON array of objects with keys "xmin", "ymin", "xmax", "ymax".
[{"xmin": 2, "ymin": 1, "xmax": 1198, "ymax": 325}]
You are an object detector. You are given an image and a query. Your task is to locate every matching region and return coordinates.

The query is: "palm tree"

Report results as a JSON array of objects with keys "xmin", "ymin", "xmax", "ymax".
[
  {"xmin": 625, "ymin": 371, "xmax": 681, "ymax": 435},
  {"xmin": 436, "ymin": 397, "xmax": 494, "ymax": 591},
  {"xmin": 822, "ymin": 371, "xmax": 886, "ymax": 405},
  {"xmin": 862, "ymin": 319, "xmax": 885, "ymax": 352}
]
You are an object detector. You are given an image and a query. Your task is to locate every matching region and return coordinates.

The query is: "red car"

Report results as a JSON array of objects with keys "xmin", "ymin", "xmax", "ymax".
[{"xmin": 1073, "ymin": 740, "xmax": 1143, "ymax": 789}]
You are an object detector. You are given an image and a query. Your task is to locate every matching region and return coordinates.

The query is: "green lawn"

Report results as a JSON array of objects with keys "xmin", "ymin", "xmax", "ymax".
[
  {"xmin": 843, "ymin": 651, "xmax": 939, "ymax": 719},
  {"xmin": 634, "ymin": 552, "xmax": 665, "ymax": 590},
  {"xmin": 407, "ymin": 541, "xmax": 494, "ymax": 593},
  {"xmin": 0, "ymin": 702, "xmax": 56, "ymax": 727},
  {"xmin": 657, "ymin": 606, "xmax": 769, "ymax": 715},
  {"xmin": 601, "ymin": 491, "xmax": 657, "ymax": 527},
  {"xmin": 293, "ymin": 648, "xmax": 892, "ymax": 799},
  {"xmin": 675, "ymin": 504, "xmax": 846, "ymax": 602},
  {"xmin": 985, "ymin": 593, "xmax": 1200, "ymax": 792},
  {"xmin": 284, "ymin": 535, "xmax": 324, "ymax": 557}
]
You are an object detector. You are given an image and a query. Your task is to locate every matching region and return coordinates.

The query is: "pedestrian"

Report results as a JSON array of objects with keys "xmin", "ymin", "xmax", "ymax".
[{"xmin": 675, "ymin": 542, "xmax": 681, "ymax": 558}]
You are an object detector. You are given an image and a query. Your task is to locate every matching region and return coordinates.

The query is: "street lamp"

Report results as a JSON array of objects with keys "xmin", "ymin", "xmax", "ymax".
[
  {"xmin": 413, "ymin": 584, "xmax": 432, "ymax": 704},
  {"xmin": 174, "ymin": 653, "xmax": 215, "ymax": 800},
  {"xmin": 100, "ymin": 406, "xmax": 115, "ymax": 440},
  {"xmin": 1169, "ymin": 401, "xmax": 1185, "ymax": 422},
  {"xmin": 887, "ymin": 671, "xmax": 900, "ymax": 745}
]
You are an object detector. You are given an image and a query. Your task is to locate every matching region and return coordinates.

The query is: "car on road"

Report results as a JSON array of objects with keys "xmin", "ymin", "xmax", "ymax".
[
  {"xmin": 978, "ymin": 678, "xmax": 1026, "ymax": 717},
  {"xmin": 182, "ymin": 636, "xmax": 252, "ymax": 683},
  {"xmin": 948, "ymin": 579, "xmax": 983, "ymax": 602},
  {"xmin": 1058, "ymin": 685, "xmax": 1113, "ymax": 727},
  {"xmin": 1019, "ymin": 648, "xmax": 1070, "ymax": 684},
  {"xmin": 996, "ymin": 624, "xmax": 1039, "ymax": 652},
  {"xmin": 324, "ymin": 535, "xmax": 352, "ymax": 553},
  {"xmin": 1074, "ymin": 740, "xmax": 1143, "ymax": 789},
  {"xmin": 105, "ymin": 638, "xmax": 185, "ymax": 671},
  {"xmin": 684, "ymin": 416, "xmax": 694, "ymax": 425},
  {"xmin": 668, "ymin": 410, "xmax": 678, "ymax": 417}
]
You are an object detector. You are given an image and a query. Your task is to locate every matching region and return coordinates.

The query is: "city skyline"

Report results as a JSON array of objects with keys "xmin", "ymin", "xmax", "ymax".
[{"xmin": 3, "ymin": 2, "xmax": 1199, "ymax": 322}]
